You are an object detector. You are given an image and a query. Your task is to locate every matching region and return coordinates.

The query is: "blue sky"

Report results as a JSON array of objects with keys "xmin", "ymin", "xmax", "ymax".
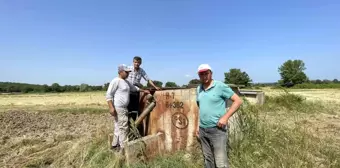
[{"xmin": 1, "ymin": 0, "xmax": 339, "ymax": 86}]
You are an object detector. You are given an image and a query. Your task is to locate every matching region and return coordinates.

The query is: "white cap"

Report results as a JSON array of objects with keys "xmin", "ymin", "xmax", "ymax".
[
  {"xmin": 197, "ymin": 64, "xmax": 212, "ymax": 73},
  {"xmin": 118, "ymin": 64, "xmax": 132, "ymax": 72}
]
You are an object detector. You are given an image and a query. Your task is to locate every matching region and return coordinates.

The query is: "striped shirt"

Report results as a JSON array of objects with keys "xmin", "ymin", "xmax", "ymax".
[{"xmin": 126, "ymin": 66, "xmax": 150, "ymax": 87}]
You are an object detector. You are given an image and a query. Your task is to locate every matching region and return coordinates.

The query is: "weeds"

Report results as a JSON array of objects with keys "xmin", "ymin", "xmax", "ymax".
[{"xmin": 229, "ymin": 92, "xmax": 340, "ymax": 168}]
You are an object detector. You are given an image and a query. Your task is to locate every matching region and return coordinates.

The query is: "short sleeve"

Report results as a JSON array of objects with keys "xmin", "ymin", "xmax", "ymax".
[
  {"xmin": 141, "ymin": 69, "xmax": 150, "ymax": 81},
  {"xmin": 126, "ymin": 80, "xmax": 139, "ymax": 92},
  {"xmin": 220, "ymin": 83, "xmax": 235, "ymax": 99}
]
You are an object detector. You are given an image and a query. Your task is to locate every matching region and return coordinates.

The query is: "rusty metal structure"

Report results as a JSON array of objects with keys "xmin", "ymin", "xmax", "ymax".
[
  {"xmin": 123, "ymin": 87, "xmax": 199, "ymax": 164},
  {"xmin": 118, "ymin": 85, "xmax": 246, "ymax": 163},
  {"xmin": 111, "ymin": 84, "xmax": 265, "ymax": 164}
]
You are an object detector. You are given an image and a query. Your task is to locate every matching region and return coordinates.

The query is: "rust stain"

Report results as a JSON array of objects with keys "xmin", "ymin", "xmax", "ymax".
[{"xmin": 138, "ymin": 88, "xmax": 199, "ymax": 153}]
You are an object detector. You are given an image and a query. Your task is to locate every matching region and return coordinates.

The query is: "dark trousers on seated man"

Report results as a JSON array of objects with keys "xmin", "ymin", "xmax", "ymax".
[
  {"xmin": 127, "ymin": 91, "xmax": 144, "ymax": 137},
  {"xmin": 127, "ymin": 91, "xmax": 140, "ymax": 120}
]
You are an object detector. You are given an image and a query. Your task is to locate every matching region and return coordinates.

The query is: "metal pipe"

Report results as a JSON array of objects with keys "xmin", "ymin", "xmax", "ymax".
[
  {"xmin": 135, "ymin": 101, "xmax": 156, "ymax": 126},
  {"xmin": 135, "ymin": 94, "xmax": 156, "ymax": 126}
]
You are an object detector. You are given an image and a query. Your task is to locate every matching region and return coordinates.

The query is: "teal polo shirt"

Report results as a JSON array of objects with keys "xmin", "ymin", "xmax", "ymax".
[{"xmin": 196, "ymin": 80, "xmax": 235, "ymax": 128}]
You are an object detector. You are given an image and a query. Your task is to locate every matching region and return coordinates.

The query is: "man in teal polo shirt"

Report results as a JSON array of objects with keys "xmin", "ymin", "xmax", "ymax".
[{"xmin": 196, "ymin": 64, "xmax": 243, "ymax": 168}]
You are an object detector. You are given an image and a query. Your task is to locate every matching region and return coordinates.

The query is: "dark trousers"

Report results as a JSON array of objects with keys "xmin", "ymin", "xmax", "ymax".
[
  {"xmin": 127, "ymin": 92, "xmax": 140, "ymax": 119},
  {"xmin": 127, "ymin": 92, "xmax": 144, "ymax": 137},
  {"xmin": 198, "ymin": 126, "xmax": 229, "ymax": 168}
]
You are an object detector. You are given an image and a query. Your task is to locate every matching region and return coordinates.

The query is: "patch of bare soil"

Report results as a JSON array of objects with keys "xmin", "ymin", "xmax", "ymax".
[{"xmin": 0, "ymin": 110, "xmax": 113, "ymax": 167}]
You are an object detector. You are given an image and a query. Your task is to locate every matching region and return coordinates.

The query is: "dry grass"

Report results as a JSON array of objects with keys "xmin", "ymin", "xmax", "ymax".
[
  {"xmin": 0, "ymin": 92, "xmax": 106, "ymax": 106},
  {"xmin": 261, "ymin": 88, "xmax": 340, "ymax": 142},
  {"xmin": 262, "ymin": 87, "xmax": 340, "ymax": 103},
  {"xmin": 0, "ymin": 91, "xmax": 108, "ymax": 113},
  {"xmin": 1, "ymin": 89, "xmax": 340, "ymax": 167}
]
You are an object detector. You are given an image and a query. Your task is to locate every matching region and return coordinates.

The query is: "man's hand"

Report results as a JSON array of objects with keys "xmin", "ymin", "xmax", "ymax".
[
  {"xmin": 217, "ymin": 116, "xmax": 228, "ymax": 128},
  {"xmin": 155, "ymin": 86, "xmax": 161, "ymax": 90},
  {"xmin": 109, "ymin": 108, "xmax": 116, "ymax": 117},
  {"xmin": 144, "ymin": 90, "xmax": 150, "ymax": 94}
]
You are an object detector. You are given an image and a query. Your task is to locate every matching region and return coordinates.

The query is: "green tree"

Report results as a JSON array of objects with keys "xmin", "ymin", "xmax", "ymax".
[
  {"xmin": 224, "ymin": 68, "xmax": 252, "ymax": 86},
  {"xmin": 42, "ymin": 84, "xmax": 51, "ymax": 92},
  {"xmin": 278, "ymin": 59, "xmax": 308, "ymax": 86},
  {"xmin": 323, "ymin": 79, "xmax": 331, "ymax": 84},
  {"xmin": 147, "ymin": 80, "xmax": 163, "ymax": 88},
  {"xmin": 79, "ymin": 83, "xmax": 89, "ymax": 92},
  {"xmin": 315, "ymin": 79, "xmax": 322, "ymax": 84},
  {"xmin": 22, "ymin": 86, "xmax": 33, "ymax": 93},
  {"xmin": 51, "ymin": 83, "xmax": 61, "ymax": 92},
  {"xmin": 189, "ymin": 79, "xmax": 201, "ymax": 85},
  {"xmin": 333, "ymin": 79, "xmax": 339, "ymax": 83},
  {"xmin": 103, "ymin": 82, "xmax": 110, "ymax": 90},
  {"xmin": 165, "ymin": 81, "xmax": 178, "ymax": 87}
]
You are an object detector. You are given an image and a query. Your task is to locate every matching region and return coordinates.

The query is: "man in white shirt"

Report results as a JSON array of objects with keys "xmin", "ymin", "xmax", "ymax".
[{"xmin": 105, "ymin": 64, "xmax": 150, "ymax": 153}]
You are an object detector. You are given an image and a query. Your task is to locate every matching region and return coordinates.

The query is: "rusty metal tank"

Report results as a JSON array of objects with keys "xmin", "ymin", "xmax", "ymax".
[
  {"xmin": 142, "ymin": 87, "xmax": 199, "ymax": 152},
  {"xmin": 123, "ymin": 85, "xmax": 242, "ymax": 164}
]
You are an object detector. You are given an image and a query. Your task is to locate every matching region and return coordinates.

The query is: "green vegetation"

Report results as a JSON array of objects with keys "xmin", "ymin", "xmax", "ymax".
[
  {"xmin": 278, "ymin": 59, "xmax": 309, "ymax": 86},
  {"xmin": 189, "ymin": 79, "xmax": 201, "ymax": 85},
  {"xmin": 292, "ymin": 83, "xmax": 340, "ymax": 89},
  {"xmin": 230, "ymin": 92, "xmax": 340, "ymax": 168},
  {"xmin": 3, "ymin": 59, "xmax": 339, "ymax": 93},
  {"xmin": 147, "ymin": 80, "xmax": 163, "ymax": 88},
  {"xmin": 224, "ymin": 68, "xmax": 252, "ymax": 87},
  {"xmin": 0, "ymin": 82, "xmax": 104, "ymax": 93},
  {"xmin": 165, "ymin": 81, "xmax": 179, "ymax": 87}
]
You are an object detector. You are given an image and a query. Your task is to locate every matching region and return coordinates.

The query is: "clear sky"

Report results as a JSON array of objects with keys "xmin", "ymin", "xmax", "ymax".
[{"xmin": 1, "ymin": 0, "xmax": 339, "ymax": 86}]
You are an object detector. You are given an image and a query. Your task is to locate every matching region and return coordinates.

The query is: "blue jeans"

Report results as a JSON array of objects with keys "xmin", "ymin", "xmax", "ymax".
[{"xmin": 198, "ymin": 126, "xmax": 229, "ymax": 168}]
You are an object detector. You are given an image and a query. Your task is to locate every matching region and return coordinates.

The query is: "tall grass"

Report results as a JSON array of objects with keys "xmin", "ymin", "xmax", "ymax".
[
  {"xmin": 229, "ymin": 92, "xmax": 340, "ymax": 168},
  {"xmin": 20, "ymin": 92, "xmax": 339, "ymax": 168}
]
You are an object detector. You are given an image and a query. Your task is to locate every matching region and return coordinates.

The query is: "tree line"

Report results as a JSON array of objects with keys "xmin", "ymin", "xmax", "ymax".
[
  {"xmin": 1, "ymin": 59, "xmax": 339, "ymax": 93},
  {"xmin": 185, "ymin": 59, "xmax": 340, "ymax": 88},
  {"xmin": 0, "ymin": 82, "xmax": 104, "ymax": 93}
]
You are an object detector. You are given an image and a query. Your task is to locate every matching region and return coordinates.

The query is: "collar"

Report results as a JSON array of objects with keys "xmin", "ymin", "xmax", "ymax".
[
  {"xmin": 131, "ymin": 66, "xmax": 142, "ymax": 72},
  {"xmin": 200, "ymin": 80, "xmax": 216, "ymax": 91}
]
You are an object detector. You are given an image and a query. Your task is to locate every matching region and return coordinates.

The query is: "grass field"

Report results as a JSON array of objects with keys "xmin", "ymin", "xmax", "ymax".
[{"xmin": 1, "ymin": 88, "xmax": 340, "ymax": 167}]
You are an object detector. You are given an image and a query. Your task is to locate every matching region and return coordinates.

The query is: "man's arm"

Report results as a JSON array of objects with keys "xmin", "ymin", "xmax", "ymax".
[
  {"xmin": 141, "ymin": 69, "xmax": 160, "ymax": 90},
  {"xmin": 106, "ymin": 79, "xmax": 119, "ymax": 116},
  {"xmin": 217, "ymin": 83, "xmax": 243, "ymax": 128},
  {"xmin": 222, "ymin": 93, "xmax": 242, "ymax": 120},
  {"xmin": 148, "ymin": 80, "xmax": 161, "ymax": 90},
  {"xmin": 127, "ymin": 80, "xmax": 150, "ymax": 94}
]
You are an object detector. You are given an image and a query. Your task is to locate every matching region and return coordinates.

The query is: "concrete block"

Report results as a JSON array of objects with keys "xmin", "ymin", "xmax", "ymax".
[{"xmin": 124, "ymin": 132, "xmax": 165, "ymax": 165}]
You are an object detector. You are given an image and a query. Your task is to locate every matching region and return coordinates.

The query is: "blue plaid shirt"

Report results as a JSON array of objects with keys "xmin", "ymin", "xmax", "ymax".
[{"xmin": 127, "ymin": 66, "xmax": 150, "ymax": 87}]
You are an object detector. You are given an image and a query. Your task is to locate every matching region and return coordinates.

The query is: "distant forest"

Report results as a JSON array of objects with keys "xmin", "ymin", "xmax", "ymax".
[{"xmin": 0, "ymin": 82, "xmax": 108, "ymax": 93}]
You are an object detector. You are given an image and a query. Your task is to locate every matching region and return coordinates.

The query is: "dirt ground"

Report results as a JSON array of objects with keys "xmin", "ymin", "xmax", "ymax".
[{"xmin": 0, "ymin": 110, "xmax": 112, "ymax": 168}]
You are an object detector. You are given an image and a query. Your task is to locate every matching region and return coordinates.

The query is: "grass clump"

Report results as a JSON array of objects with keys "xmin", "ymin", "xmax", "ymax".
[
  {"xmin": 229, "ymin": 93, "xmax": 340, "ymax": 168},
  {"xmin": 262, "ymin": 91, "xmax": 330, "ymax": 114}
]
